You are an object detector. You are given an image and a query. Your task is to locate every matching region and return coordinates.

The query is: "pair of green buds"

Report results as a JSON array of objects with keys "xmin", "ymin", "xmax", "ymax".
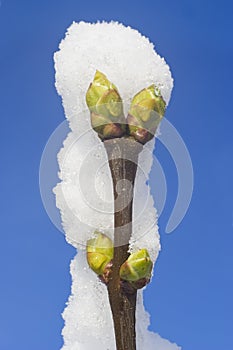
[
  {"xmin": 86, "ymin": 232, "xmax": 153, "ymax": 290},
  {"xmin": 86, "ymin": 71, "xmax": 166, "ymax": 144}
]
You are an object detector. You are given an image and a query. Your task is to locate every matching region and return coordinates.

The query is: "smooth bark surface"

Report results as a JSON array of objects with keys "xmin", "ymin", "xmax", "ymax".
[{"xmin": 104, "ymin": 137, "xmax": 143, "ymax": 350}]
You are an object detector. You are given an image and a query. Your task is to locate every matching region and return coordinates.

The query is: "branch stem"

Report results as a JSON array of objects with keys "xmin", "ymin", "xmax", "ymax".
[{"xmin": 104, "ymin": 137, "xmax": 143, "ymax": 350}]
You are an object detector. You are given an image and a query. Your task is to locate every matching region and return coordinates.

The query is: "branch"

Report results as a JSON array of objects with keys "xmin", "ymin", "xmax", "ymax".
[{"xmin": 104, "ymin": 137, "xmax": 143, "ymax": 350}]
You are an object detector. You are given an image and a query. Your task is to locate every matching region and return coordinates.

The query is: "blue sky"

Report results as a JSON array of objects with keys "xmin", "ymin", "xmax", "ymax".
[{"xmin": 0, "ymin": 0, "xmax": 233, "ymax": 349}]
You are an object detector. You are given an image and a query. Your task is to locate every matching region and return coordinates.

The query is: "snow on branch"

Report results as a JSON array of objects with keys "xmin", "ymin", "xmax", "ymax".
[{"xmin": 53, "ymin": 21, "xmax": 180, "ymax": 350}]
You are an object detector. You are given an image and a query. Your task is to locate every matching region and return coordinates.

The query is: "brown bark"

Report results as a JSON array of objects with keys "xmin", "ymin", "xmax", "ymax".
[{"xmin": 104, "ymin": 137, "xmax": 143, "ymax": 350}]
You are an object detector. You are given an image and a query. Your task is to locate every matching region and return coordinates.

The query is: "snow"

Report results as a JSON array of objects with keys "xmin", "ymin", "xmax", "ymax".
[{"xmin": 54, "ymin": 21, "xmax": 180, "ymax": 349}]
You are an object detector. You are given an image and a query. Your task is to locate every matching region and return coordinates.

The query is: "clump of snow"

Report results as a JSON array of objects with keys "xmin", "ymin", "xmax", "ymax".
[{"xmin": 54, "ymin": 21, "xmax": 179, "ymax": 350}]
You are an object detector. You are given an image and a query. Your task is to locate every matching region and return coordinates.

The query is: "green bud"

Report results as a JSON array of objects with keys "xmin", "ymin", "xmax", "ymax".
[
  {"xmin": 127, "ymin": 85, "xmax": 166, "ymax": 144},
  {"xmin": 86, "ymin": 231, "xmax": 113, "ymax": 276},
  {"xmin": 120, "ymin": 249, "xmax": 153, "ymax": 282},
  {"xmin": 86, "ymin": 70, "xmax": 126, "ymax": 140}
]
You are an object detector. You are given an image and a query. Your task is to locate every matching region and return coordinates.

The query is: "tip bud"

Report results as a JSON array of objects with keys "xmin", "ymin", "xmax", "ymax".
[
  {"xmin": 86, "ymin": 71, "xmax": 126, "ymax": 140},
  {"xmin": 127, "ymin": 85, "xmax": 166, "ymax": 144}
]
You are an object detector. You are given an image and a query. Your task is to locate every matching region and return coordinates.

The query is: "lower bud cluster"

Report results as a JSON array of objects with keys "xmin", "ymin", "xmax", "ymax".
[{"xmin": 86, "ymin": 232, "xmax": 153, "ymax": 291}]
